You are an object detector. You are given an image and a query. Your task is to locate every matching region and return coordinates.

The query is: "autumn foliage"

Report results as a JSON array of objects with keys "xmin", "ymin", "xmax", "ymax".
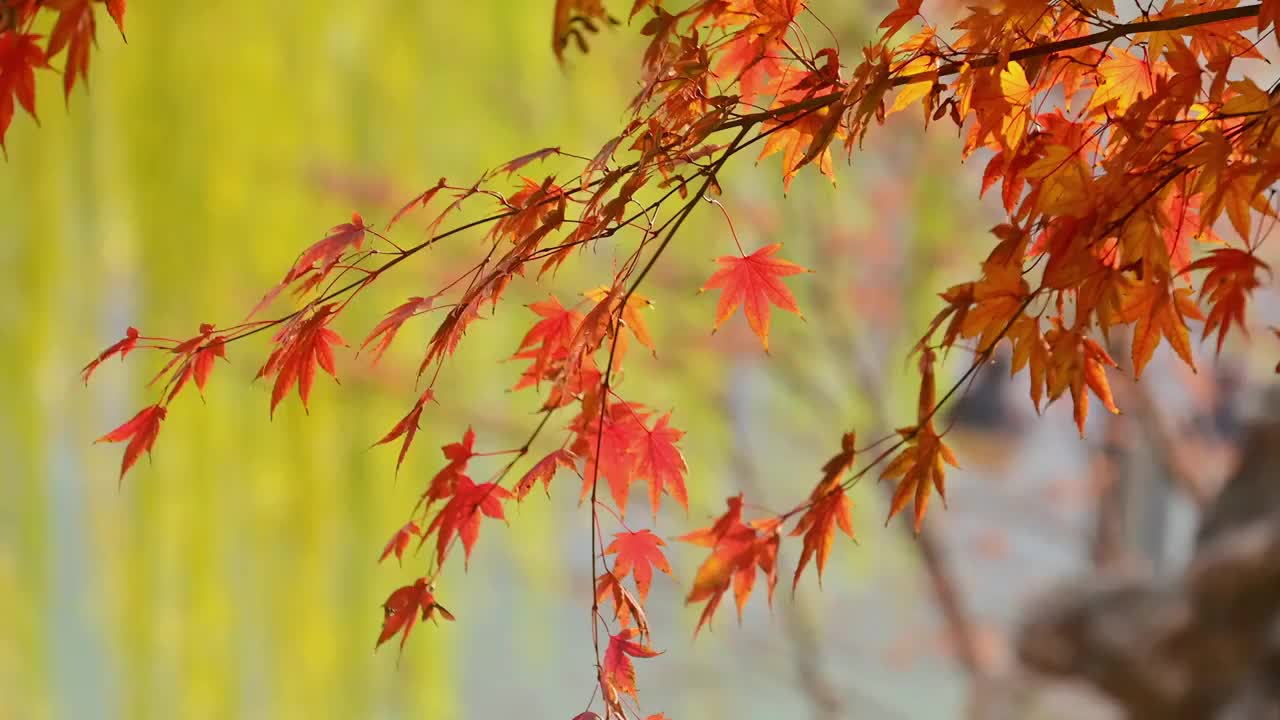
[{"xmin": 49, "ymin": 0, "xmax": 1280, "ymax": 716}]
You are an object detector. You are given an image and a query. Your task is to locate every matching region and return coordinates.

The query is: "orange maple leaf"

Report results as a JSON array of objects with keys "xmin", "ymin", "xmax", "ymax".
[
  {"xmin": 1186, "ymin": 248, "xmax": 1269, "ymax": 354},
  {"xmin": 790, "ymin": 432, "xmax": 857, "ymax": 589},
  {"xmin": 700, "ymin": 243, "xmax": 809, "ymax": 352},
  {"xmin": 880, "ymin": 352, "xmax": 958, "ymax": 531},
  {"xmin": 1045, "ymin": 324, "xmax": 1120, "ymax": 435},
  {"xmin": 680, "ymin": 494, "xmax": 781, "ymax": 635},
  {"xmin": 602, "ymin": 628, "xmax": 660, "ymax": 700},
  {"xmin": 1121, "ymin": 276, "xmax": 1202, "ymax": 377},
  {"xmin": 605, "ymin": 530, "xmax": 673, "ymax": 602}
]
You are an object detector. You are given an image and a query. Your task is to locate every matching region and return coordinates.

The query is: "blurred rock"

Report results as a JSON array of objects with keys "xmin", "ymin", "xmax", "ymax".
[{"xmin": 1014, "ymin": 392, "xmax": 1280, "ymax": 719}]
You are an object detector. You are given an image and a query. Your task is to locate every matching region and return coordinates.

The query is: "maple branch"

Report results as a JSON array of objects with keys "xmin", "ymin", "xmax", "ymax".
[
  {"xmin": 838, "ymin": 327, "xmax": 988, "ymax": 680},
  {"xmin": 907, "ymin": 2, "xmax": 1263, "ymax": 84},
  {"xmin": 423, "ymin": 408, "xmax": 556, "ymax": 584},
  {"xmin": 586, "ymin": 126, "xmax": 754, "ymax": 678},
  {"xmin": 719, "ymin": 3, "xmax": 1265, "ymax": 132}
]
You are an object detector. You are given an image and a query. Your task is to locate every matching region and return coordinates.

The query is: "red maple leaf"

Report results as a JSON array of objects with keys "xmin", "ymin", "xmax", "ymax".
[
  {"xmin": 286, "ymin": 212, "xmax": 368, "ymax": 284},
  {"xmin": 157, "ymin": 324, "xmax": 228, "ymax": 402},
  {"xmin": 513, "ymin": 295, "xmax": 583, "ymax": 387},
  {"xmin": 45, "ymin": 0, "xmax": 98, "ymax": 99},
  {"xmin": 514, "ymin": 449, "xmax": 576, "ymax": 501},
  {"xmin": 419, "ymin": 426, "xmax": 477, "ymax": 509},
  {"xmin": 373, "ymin": 389, "xmax": 436, "ymax": 474},
  {"xmin": 256, "ymin": 304, "xmax": 346, "ymax": 416},
  {"xmin": 378, "ymin": 521, "xmax": 421, "ymax": 565},
  {"xmin": 361, "ymin": 296, "xmax": 434, "ymax": 364},
  {"xmin": 252, "ymin": 214, "xmax": 368, "ymax": 316},
  {"xmin": 81, "ymin": 326, "xmax": 139, "ymax": 383},
  {"xmin": 95, "ymin": 404, "xmax": 166, "ymax": 482},
  {"xmin": 425, "ymin": 476, "xmax": 511, "ymax": 568},
  {"xmin": 700, "ymin": 243, "xmax": 809, "ymax": 351},
  {"xmin": 0, "ymin": 31, "xmax": 46, "ymax": 151},
  {"xmin": 385, "ymin": 177, "xmax": 447, "ymax": 231},
  {"xmin": 104, "ymin": 0, "xmax": 126, "ymax": 36},
  {"xmin": 574, "ymin": 402, "xmax": 650, "ymax": 517},
  {"xmin": 376, "ymin": 578, "xmax": 454, "ymax": 653},
  {"xmin": 605, "ymin": 530, "xmax": 672, "ymax": 602},
  {"xmin": 634, "ymin": 412, "xmax": 688, "ymax": 518},
  {"xmin": 602, "ymin": 628, "xmax": 661, "ymax": 700}
]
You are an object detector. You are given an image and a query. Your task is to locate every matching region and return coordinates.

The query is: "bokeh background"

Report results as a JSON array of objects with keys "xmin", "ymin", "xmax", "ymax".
[{"xmin": 4, "ymin": 2, "xmax": 1279, "ymax": 719}]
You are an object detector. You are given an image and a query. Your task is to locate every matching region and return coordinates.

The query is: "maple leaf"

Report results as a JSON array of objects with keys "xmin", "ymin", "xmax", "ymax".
[
  {"xmin": 514, "ymin": 449, "xmax": 576, "ymax": 501},
  {"xmin": 680, "ymin": 494, "xmax": 781, "ymax": 635},
  {"xmin": 425, "ymin": 476, "xmax": 511, "ymax": 568},
  {"xmin": 880, "ymin": 425, "xmax": 956, "ymax": 532},
  {"xmin": 553, "ymin": 0, "xmax": 614, "ymax": 59},
  {"xmin": 361, "ymin": 296, "xmax": 433, "ymax": 363},
  {"xmin": 373, "ymin": 389, "xmax": 436, "ymax": 474},
  {"xmin": 585, "ymin": 286, "xmax": 654, "ymax": 354},
  {"xmin": 45, "ymin": 0, "xmax": 106, "ymax": 99},
  {"xmin": 0, "ymin": 31, "xmax": 46, "ymax": 151},
  {"xmin": 104, "ymin": 0, "xmax": 126, "ymax": 36},
  {"xmin": 879, "ymin": 0, "xmax": 923, "ymax": 36},
  {"xmin": 605, "ymin": 530, "xmax": 672, "ymax": 602},
  {"xmin": 634, "ymin": 413, "xmax": 689, "ymax": 518},
  {"xmin": 602, "ymin": 628, "xmax": 660, "ymax": 700},
  {"xmin": 700, "ymin": 243, "xmax": 809, "ymax": 352},
  {"xmin": 419, "ymin": 426, "xmax": 477, "ymax": 509},
  {"xmin": 757, "ymin": 103, "xmax": 842, "ymax": 191},
  {"xmin": 81, "ymin": 326, "xmax": 140, "ymax": 383},
  {"xmin": 1045, "ymin": 325, "xmax": 1120, "ymax": 436},
  {"xmin": 256, "ymin": 304, "xmax": 346, "ymax": 416},
  {"xmin": 1089, "ymin": 49, "xmax": 1154, "ymax": 115},
  {"xmin": 376, "ymin": 578, "xmax": 454, "ymax": 653},
  {"xmin": 378, "ymin": 521, "xmax": 421, "ymax": 565},
  {"xmin": 285, "ymin": 212, "xmax": 368, "ymax": 285},
  {"xmin": 1186, "ymin": 248, "xmax": 1269, "ymax": 353},
  {"xmin": 574, "ymin": 402, "xmax": 650, "ymax": 517},
  {"xmin": 1121, "ymin": 277, "xmax": 1202, "ymax": 377},
  {"xmin": 513, "ymin": 295, "xmax": 583, "ymax": 388},
  {"xmin": 595, "ymin": 571, "xmax": 649, "ymax": 632},
  {"xmin": 880, "ymin": 352, "xmax": 958, "ymax": 531},
  {"xmin": 96, "ymin": 404, "xmax": 166, "ymax": 482},
  {"xmin": 385, "ymin": 178, "xmax": 447, "ymax": 231},
  {"xmin": 153, "ymin": 324, "xmax": 228, "ymax": 403},
  {"xmin": 790, "ymin": 432, "xmax": 857, "ymax": 589}
]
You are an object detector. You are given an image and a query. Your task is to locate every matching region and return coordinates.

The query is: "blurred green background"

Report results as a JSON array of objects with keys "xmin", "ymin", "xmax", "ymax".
[{"xmin": 5, "ymin": 2, "xmax": 1211, "ymax": 719}]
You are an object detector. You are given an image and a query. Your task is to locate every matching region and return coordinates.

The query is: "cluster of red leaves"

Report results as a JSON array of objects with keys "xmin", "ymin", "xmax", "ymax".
[
  {"xmin": 80, "ymin": 0, "xmax": 1280, "ymax": 717},
  {"xmin": 0, "ymin": 0, "xmax": 125, "ymax": 150}
]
